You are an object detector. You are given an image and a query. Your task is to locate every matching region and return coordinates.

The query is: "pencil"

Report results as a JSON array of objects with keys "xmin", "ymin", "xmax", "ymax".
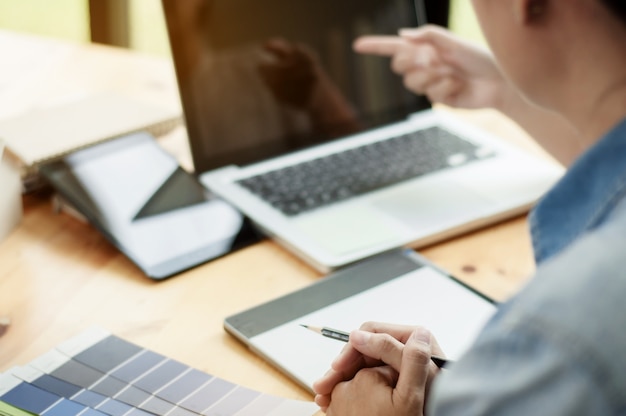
[{"xmin": 300, "ymin": 324, "xmax": 450, "ymax": 368}]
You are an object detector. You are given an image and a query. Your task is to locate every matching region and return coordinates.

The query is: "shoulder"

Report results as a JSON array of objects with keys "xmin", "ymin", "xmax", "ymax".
[
  {"xmin": 430, "ymin": 204, "xmax": 626, "ymax": 415},
  {"xmin": 503, "ymin": 202, "xmax": 626, "ymax": 399},
  {"xmin": 525, "ymin": 199, "xmax": 626, "ymax": 317}
]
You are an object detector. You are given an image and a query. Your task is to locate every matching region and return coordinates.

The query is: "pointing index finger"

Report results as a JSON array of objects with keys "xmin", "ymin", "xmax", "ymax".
[{"xmin": 353, "ymin": 35, "xmax": 408, "ymax": 56}]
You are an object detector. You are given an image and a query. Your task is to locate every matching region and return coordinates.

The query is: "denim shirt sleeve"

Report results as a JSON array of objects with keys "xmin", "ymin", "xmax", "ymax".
[{"xmin": 428, "ymin": 204, "xmax": 626, "ymax": 416}]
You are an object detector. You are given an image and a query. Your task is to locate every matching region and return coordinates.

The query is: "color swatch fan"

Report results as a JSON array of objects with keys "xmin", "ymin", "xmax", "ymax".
[{"xmin": 0, "ymin": 327, "xmax": 318, "ymax": 416}]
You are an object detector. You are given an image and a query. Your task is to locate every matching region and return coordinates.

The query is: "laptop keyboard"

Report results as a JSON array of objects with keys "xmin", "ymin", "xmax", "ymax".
[{"xmin": 237, "ymin": 126, "xmax": 492, "ymax": 216}]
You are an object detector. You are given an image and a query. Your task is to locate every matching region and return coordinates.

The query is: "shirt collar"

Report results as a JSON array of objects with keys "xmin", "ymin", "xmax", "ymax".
[{"xmin": 529, "ymin": 118, "xmax": 626, "ymax": 264}]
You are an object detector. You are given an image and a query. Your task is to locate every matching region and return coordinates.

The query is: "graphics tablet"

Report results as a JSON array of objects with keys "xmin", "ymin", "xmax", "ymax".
[{"xmin": 224, "ymin": 249, "xmax": 497, "ymax": 392}]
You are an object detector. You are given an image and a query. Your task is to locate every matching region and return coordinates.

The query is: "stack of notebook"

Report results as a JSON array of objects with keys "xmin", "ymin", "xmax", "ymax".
[{"xmin": 0, "ymin": 93, "xmax": 182, "ymax": 192}]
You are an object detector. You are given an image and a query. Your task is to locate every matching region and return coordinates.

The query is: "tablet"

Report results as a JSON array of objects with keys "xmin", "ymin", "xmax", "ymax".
[
  {"xmin": 225, "ymin": 249, "xmax": 497, "ymax": 392},
  {"xmin": 39, "ymin": 132, "xmax": 262, "ymax": 280}
]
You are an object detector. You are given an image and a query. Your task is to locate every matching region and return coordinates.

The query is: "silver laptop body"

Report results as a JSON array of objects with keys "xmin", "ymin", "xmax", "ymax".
[{"xmin": 163, "ymin": 0, "xmax": 563, "ymax": 272}]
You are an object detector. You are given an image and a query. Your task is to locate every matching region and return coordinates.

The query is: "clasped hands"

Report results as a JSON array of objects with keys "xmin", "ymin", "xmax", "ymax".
[{"xmin": 313, "ymin": 322, "xmax": 446, "ymax": 416}]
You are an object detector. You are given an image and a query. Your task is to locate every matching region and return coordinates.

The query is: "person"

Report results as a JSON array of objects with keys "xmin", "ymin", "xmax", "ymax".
[{"xmin": 313, "ymin": 0, "xmax": 626, "ymax": 414}]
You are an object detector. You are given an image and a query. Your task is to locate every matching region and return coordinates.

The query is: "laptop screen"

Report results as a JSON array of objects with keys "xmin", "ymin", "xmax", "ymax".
[{"xmin": 163, "ymin": 0, "xmax": 429, "ymax": 174}]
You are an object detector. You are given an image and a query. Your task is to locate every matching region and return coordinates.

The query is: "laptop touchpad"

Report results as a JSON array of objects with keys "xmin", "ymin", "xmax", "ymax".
[
  {"xmin": 372, "ymin": 180, "xmax": 493, "ymax": 233},
  {"xmin": 295, "ymin": 205, "xmax": 404, "ymax": 255}
]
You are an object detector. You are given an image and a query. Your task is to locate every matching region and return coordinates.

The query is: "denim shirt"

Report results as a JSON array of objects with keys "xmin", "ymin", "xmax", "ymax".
[{"xmin": 429, "ymin": 118, "xmax": 626, "ymax": 415}]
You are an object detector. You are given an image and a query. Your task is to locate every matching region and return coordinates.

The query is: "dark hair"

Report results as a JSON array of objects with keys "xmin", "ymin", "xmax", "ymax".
[{"xmin": 602, "ymin": 0, "xmax": 626, "ymax": 23}]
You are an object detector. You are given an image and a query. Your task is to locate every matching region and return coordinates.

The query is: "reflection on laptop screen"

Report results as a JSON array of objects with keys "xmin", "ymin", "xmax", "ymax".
[{"xmin": 163, "ymin": 0, "xmax": 429, "ymax": 173}]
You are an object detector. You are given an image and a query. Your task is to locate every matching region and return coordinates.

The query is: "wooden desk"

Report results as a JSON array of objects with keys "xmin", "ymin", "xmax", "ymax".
[{"xmin": 0, "ymin": 30, "xmax": 545, "ymax": 404}]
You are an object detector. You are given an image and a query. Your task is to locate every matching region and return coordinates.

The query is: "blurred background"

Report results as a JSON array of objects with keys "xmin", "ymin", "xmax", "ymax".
[{"xmin": 0, "ymin": 0, "xmax": 483, "ymax": 56}]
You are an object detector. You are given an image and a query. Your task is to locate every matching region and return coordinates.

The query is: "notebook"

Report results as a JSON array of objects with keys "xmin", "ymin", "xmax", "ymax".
[
  {"xmin": 162, "ymin": 0, "xmax": 564, "ymax": 272},
  {"xmin": 0, "ymin": 93, "xmax": 182, "ymax": 191},
  {"xmin": 224, "ymin": 249, "xmax": 497, "ymax": 393}
]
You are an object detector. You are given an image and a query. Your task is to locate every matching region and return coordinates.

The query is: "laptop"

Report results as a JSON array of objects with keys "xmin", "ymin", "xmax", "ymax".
[
  {"xmin": 162, "ymin": 0, "xmax": 564, "ymax": 272},
  {"xmin": 224, "ymin": 249, "xmax": 497, "ymax": 392}
]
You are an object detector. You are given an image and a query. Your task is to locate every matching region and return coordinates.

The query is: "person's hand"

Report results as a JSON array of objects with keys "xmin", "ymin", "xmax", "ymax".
[
  {"xmin": 313, "ymin": 323, "xmax": 445, "ymax": 415},
  {"xmin": 353, "ymin": 25, "xmax": 509, "ymax": 110}
]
